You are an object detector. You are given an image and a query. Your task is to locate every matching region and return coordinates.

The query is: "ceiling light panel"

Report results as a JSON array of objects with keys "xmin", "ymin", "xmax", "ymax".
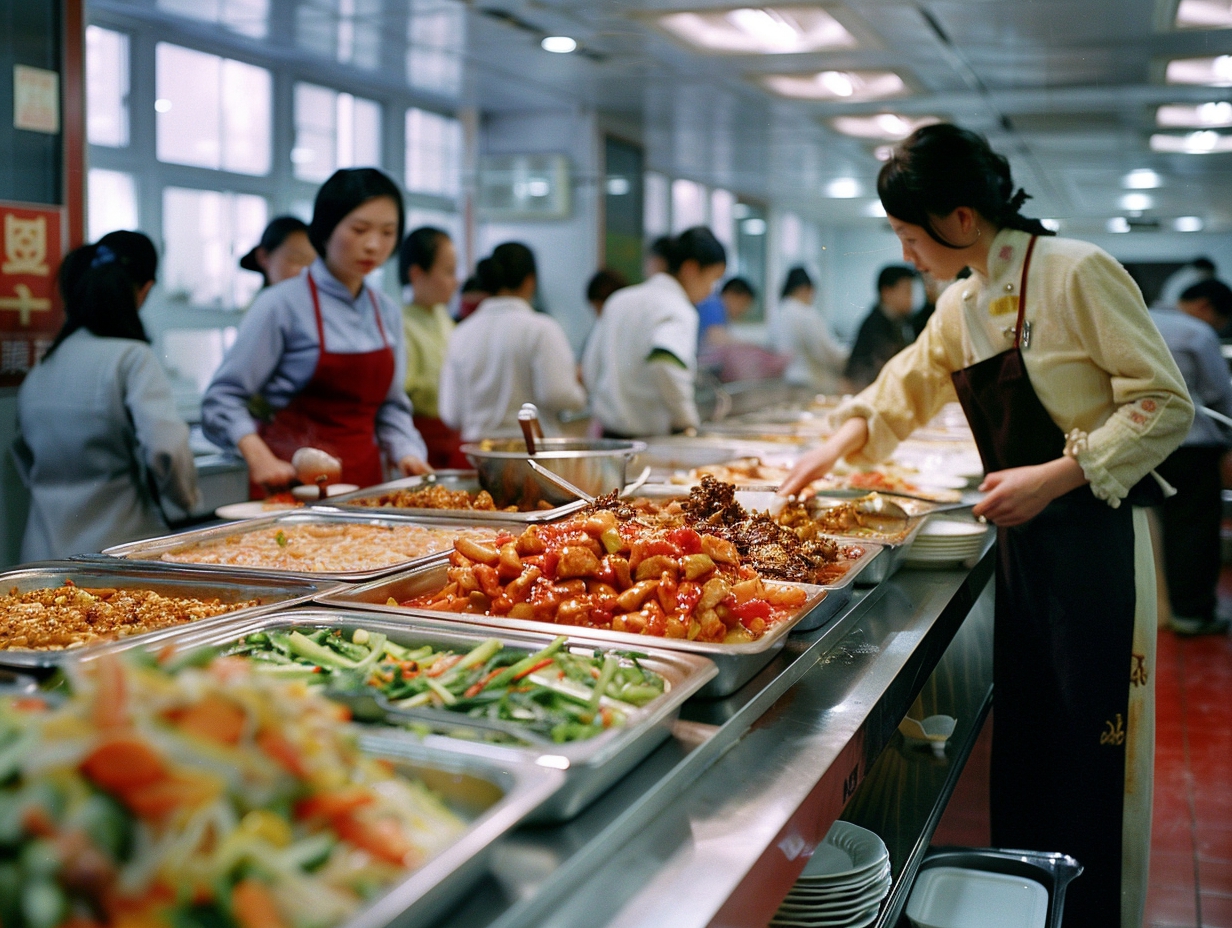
[
  {"xmin": 657, "ymin": 7, "xmax": 857, "ymax": 55},
  {"xmin": 1157, "ymin": 102, "xmax": 1232, "ymax": 128},
  {"xmin": 1150, "ymin": 131, "xmax": 1232, "ymax": 153},
  {"xmin": 1175, "ymin": 0, "xmax": 1232, "ymax": 29},
  {"xmin": 1123, "ymin": 169, "xmax": 1161, "ymax": 189},
  {"xmin": 761, "ymin": 70, "xmax": 907, "ymax": 102},
  {"xmin": 1165, "ymin": 55, "xmax": 1232, "ymax": 86},
  {"xmin": 830, "ymin": 113, "xmax": 940, "ymax": 140},
  {"xmin": 1174, "ymin": 216, "xmax": 1204, "ymax": 231}
]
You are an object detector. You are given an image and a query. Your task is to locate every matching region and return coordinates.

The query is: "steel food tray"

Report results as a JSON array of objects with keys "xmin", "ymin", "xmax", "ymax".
[
  {"xmin": 315, "ymin": 470, "xmax": 588, "ymax": 524},
  {"xmin": 340, "ymin": 737, "xmax": 563, "ymax": 928},
  {"xmin": 315, "ymin": 563, "xmax": 827, "ymax": 697},
  {"xmin": 0, "ymin": 559, "xmax": 342, "ymax": 670},
  {"xmin": 157, "ymin": 608, "xmax": 717, "ymax": 821},
  {"xmin": 821, "ymin": 517, "xmax": 926, "ymax": 586},
  {"xmin": 100, "ymin": 510, "xmax": 504, "ymax": 582},
  {"xmin": 791, "ymin": 541, "xmax": 884, "ymax": 632}
]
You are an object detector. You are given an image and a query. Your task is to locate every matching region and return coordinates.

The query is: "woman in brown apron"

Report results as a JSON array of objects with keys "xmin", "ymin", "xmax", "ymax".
[
  {"xmin": 202, "ymin": 169, "xmax": 430, "ymax": 497},
  {"xmin": 781, "ymin": 124, "xmax": 1193, "ymax": 928}
]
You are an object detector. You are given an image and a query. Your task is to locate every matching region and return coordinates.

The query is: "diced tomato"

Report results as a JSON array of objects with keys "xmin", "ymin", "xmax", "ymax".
[
  {"xmin": 81, "ymin": 736, "xmax": 168, "ymax": 794},
  {"xmin": 294, "ymin": 787, "xmax": 374, "ymax": 821},
  {"xmin": 231, "ymin": 879, "xmax": 289, "ymax": 928},
  {"xmin": 170, "ymin": 694, "xmax": 247, "ymax": 746},
  {"xmin": 333, "ymin": 813, "xmax": 418, "ymax": 867},
  {"xmin": 256, "ymin": 729, "xmax": 310, "ymax": 779},
  {"xmin": 675, "ymin": 581, "xmax": 702, "ymax": 614},
  {"xmin": 733, "ymin": 599, "xmax": 773, "ymax": 629},
  {"xmin": 541, "ymin": 550, "xmax": 560, "ymax": 580},
  {"xmin": 667, "ymin": 528, "xmax": 703, "ymax": 555}
]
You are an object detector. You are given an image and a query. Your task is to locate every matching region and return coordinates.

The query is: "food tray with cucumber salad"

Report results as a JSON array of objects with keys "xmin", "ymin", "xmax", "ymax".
[{"xmin": 157, "ymin": 608, "xmax": 717, "ymax": 821}]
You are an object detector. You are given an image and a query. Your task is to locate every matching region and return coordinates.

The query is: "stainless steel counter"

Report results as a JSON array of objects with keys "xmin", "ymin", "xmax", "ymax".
[{"xmin": 433, "ymin": 541, "xmax": 997, "ymax": 928}]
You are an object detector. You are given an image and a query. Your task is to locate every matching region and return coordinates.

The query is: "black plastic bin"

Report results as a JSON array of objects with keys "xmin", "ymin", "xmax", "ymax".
[{"xmin": 903, "ymin": 847, "xmax": 1083, "ymax": 928}]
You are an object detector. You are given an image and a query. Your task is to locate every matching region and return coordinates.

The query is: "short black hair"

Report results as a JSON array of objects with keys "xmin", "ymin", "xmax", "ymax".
[
  {"xmin": 239, "ymin": 216, "xmax": 309, "ymax": 281},
  {"xmin": 398, "ymin": 226, "xmax": 451, "ymax": 286},
  {"xmin": 587, "ymin": 268, "xmax": 628, "ymax": 304},
  {"xmin": 1180, "ymin": 278, "xmax": 1232, "ymax": 320},
  {"xmin": 666, "ymin": 227, "xmax": 726, "ymax": 274},
  {"xmin": 877, "ymin": 265, "xmax": 917, "ymax": 293},
  {"xmin": 1193, "ymin": 257, "xmax": 1216, "ymax": 275},
  {"xmin": 309, "ymin": 168, "xmax": 405, "ymax": 257},
  {"xmin": 781, "ymin": 266, "xmax": 813, "ymax": 299},
  {"xmin": 648, "ymin": 236, "xmax": 674, "ymax": 262},
  {"xmin": 720, "ymin": 277, "xmax": 754, "ymax": 299},
  {"xmin": 477, "ymin": 242, "xmax": 537, "ymax": 293}
]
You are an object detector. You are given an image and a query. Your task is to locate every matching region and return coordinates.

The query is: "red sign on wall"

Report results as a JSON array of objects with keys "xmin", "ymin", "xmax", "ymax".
[{"xmin": 0, "ymin": 201, "xmax": 65, "ymax": 387}]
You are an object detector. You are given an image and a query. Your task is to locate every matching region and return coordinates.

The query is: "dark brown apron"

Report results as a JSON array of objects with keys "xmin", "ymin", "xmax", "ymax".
[{"xmin": 950, "ymin": 236, "xmax": 1137, "ymax": 926}]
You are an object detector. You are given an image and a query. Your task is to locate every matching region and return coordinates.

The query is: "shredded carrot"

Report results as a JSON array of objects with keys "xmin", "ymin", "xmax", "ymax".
[
  {"xmin": 426, "ymin": 654, "xmax": 463, "ymax": 677},
  {"xmin": 512, "ymin": 658, "xmax": 555, "ymax": 682},
  {"xmin": 231, "ymin": 879, "xmax": 289, "ymax": 928},
  {"xmin": 464, "ymin": 667, "xmax": 505, "ymax": 698}
]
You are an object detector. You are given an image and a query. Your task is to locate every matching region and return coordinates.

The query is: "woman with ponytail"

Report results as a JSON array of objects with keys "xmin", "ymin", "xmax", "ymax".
[
  {"xmin": 13, "ymin": 230, "xmax": 199, "ymax": 560},
  {"xmin": 438, "ymin": 242, "xmax": 585, "ymax": 440},
  {"xmin": 781, "ymin": 123, "xmax": 1193, "ymax": 927}
]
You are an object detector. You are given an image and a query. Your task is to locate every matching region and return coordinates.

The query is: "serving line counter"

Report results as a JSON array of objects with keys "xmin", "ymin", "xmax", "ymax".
[{"xmin": 432, "ymin": 538, "xmax": 996, "ymax": 928}]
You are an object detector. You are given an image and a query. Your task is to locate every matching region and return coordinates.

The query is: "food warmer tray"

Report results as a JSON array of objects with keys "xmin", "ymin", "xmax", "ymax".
[
  {"xmin": 339, "ymin": 737, "xmax": 563, "ymax": 928},
  {"xmin": 315, "ymin": 470, "xmax": 588, "ymax": 524},
  {"xmin": 827, "ymin": 517, "xmax": 927, "ymax": 586},
  {"xmin": 0, "ymin": 559, "xmax": 342, "ymax": 670},
  {"xmin": 159, "ymin": 608, "xmax": 717, "ymax": 822},
  {"xmin": 100, "ymin": 510, "xmax": 501, "ymax": 582},
  {"xmin": 792, "ymin": 541, "xmax": 884, "ymax": 632},
  {"xmin": 315, "ymin": 564, "xmax": 827, "ymax": 697}
]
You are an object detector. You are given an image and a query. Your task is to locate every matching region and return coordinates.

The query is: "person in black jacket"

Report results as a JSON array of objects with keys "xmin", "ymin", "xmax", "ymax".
[{"xmin": 843, "ymin": 265, "xmax": 918, "ymax": 390}]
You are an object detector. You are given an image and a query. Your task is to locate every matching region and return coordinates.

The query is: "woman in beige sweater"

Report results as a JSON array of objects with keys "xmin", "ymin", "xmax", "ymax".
[{"xmin": 782, "ymin": 124, "xmax": 1192, "ymax": 928}]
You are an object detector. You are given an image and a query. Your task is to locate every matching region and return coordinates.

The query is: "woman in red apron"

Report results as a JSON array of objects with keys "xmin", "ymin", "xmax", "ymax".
[
  {"xmin": 201, "ymin": 169, "xmax": 430, "ymax": 497},
  {"xmin": 781, "ymin": 124, "xmax": 1193, "ymax": 928}
]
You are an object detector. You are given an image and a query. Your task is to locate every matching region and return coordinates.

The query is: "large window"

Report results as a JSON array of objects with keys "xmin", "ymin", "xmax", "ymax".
[
  {"xmin": 86, "ymin": 26, "xmax": 129, "ymax": 148},
  {"xmin": 405, "ymin": 107, "xmax": 461, "ymax": 197},
  {"xmin": 671, "ymin": 178, "xmax": 708, "ymax": 232},
  {"xmin": 155, "ymin": 44, "xmax": 271, "ymax": 175},
  {"xmin": 292, "ymin": 83, "xmax": 382, "ymax": 182},
  {"xmin": 296, "ymin": 0, "xmax": 382, "ymax": 70},
  {"xmin": 156, "ymin": 0, "xmax": 269, "ymax": 39},
  {"xmin": 87, "ymin": 169, "xmax": 139, "ymax": 242},
  {"xmin": 162, "ymin": 187, "xmax": 268, "ymax": 309},
  {"xmin": 406, "ymin": 0, "xmax": 465, "ymax": 96}
]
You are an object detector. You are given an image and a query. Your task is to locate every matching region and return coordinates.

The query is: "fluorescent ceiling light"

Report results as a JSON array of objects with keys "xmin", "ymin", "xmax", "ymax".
[
  {"xmin": 606, "ymin": 176, "xmax": 631, "ymax": 196},
  {"xmin": 1107, "ymin": 217, "xmax": 1131, "ymax": 233},
  {"xmin": 1157, "ymin": 102, "xmax": 1232, "ymax": 128},
  {"xmin": 541, "ymin": 36, "xmax": 577, "ymax": 53},
  {"xmin": 825, "ymin": 177, "xmax": 860, "ymax": 198},
  {"xmin": 1123, "ymin": 169, "xmax": 1161, "ymax": 189},
  {"xmin": 657, "ymin": 7, "xmax": 856, "ymax": 55},
  {"xmin": 1175, "ymin": 0, "xmax": 1232, "ymax": 28},
  {"xmin": 830, "ymin": 113, "xmax": 940, "ymax": 140},
  {"xmin": 761, "ymin": 70, "xmax": 907, "ymax": 102},
  {"xmin": 1174, "ymin": 215, "xmax": 1204, "ymax": 231},
  {"xmin": 154, "ymin": 98, "xmax": 172, "ymax": 112},
  {"xmin": 1150, "ymin": 130, "xmax": 1232, "ymax": 153},
  {"xmin": 1165, "ymin": 55, "xmax": 1232, "ymax": 86},
  {"xmin": 864, "ymin": 200, "xmax": 887, "ymax": 217},
  {"xmin": 1119, "ymin": 193, "xmax": 1153, "ymax": 211},
  {"xmin": 1041, "ymin": 219, "xmax": 1060, "ymax": 231},
  {"xmin": 742, "ymin": 217, "xmax": 767, "ymax": 235}
]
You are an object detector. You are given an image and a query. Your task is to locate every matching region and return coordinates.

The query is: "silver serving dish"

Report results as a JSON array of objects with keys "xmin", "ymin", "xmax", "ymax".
[
  {"xmin": 101, "ymin": 510, "xmax": 503, "ymax": 582},
  {"xmin": 791, "ymin": 541, "xmax": 884, "ymax": 632},
  {"xmin": 461, "ymin": 438, "xmax": 646, "ymax": 509},
  {"xmin": 316, "ymin": 564, "xmax": 827, "ymax": 697},
  {"xmin": 340, "ymin": 739, "xmax": 563, "ymax": 928},
  {"xmin": 161, "ymin": 608, "xmax": 717, "ymax": 821},
  {"xmin": 314, "ymin": 470, "xmax": 588, "ymax": 524},
  {"xmin": 0, "ymin": 559, "xmax": 340, "ymax": 670},
  {"xmin": 824, "ymin": 517, "xmax": 927, "ymax": 586}
]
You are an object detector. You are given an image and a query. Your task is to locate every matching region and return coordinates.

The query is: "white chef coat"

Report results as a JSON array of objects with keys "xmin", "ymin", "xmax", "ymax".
[
  {"xmin": 13, "ymin": 329, "xmax": 200, "ymax": 561},
  {"xmin": 438, "ymin": 296, "xmax": 586, "ymax": 441},
  {"xmin": 581, "ymin": 273, "xmax": 700, "ymax": 436},
  {"xmin": 771, "ymin": 296, "xmax": 849, "ymax": 394}
]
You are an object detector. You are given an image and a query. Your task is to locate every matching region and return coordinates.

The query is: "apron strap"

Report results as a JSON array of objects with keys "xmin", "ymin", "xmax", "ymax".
[
  {"xmin": 306, "ymin": 272, "xmax": 327, "ymax": 349},
  {"xmin": 1014, "ymin": 235, "xmax": 1039, "ymax": 348},
  {"xmin": 367, "ymin": 288, "xmax": 389, "ymax": 347}
]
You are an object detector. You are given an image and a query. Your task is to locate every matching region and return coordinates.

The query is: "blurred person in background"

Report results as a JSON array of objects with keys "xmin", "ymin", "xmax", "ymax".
[
  {"xmin": 697, "ymin": 277, "xmax": 755, "ymax": 348},
  {"xmin": 399, "ymin": 226, "xmax": 466, "ymax": 469},
  {"xmin": 238, "ymin": 216, "xmax": 316, "ymax": 290},
  {"xmin": 456, "ymin": 274, "xmax": 489, "ymax": 321},
  {"xmin": 13, "ymin": 231, "xmax": 199, "ymax": 560},
  {"xmin": 439, "ymin": 242, "xmax": 585, "ymax": 440},
  {"xmin": 1178, "ymin": 277, "xmax": 1232, "ymax": 340},
  {"xmin": 771, "ymin": 266, "xmax": 848, "ymax": 395},
  {"xmin": 912, "ymin": 270, "xmax": 952, "ymax": 336},
  {"xmin": 203, "ymin": 168, "xmax": 429, "ymax": 496},
  {"xmin": 1150, "ymin": 294, "xmax": 1232, "ymax": 636},
  {"xmin": 643, "ymin": 235, "xmax": 674, "ymax": 279},
  {"xmin": 1156, "ymin": 256, "xmax": 1216, "ymax": 311},
  {"xmin": 583, "ymin": 227, "xmax": 726, "ymax": 437},
  {"xmin": 843, "ymin": 264, "xmax": 919, "ymax": 391},
  {"xmin": 586, "ymin": 268, "xmax": 628, "ymax": 318}
]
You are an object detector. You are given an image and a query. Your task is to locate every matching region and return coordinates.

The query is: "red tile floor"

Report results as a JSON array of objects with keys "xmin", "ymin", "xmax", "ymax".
[{"xmin": 932, "ymin": 569, "xmax": 1232, "ymax": 927}]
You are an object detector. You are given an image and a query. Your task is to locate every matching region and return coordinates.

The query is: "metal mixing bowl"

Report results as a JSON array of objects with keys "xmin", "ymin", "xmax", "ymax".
[{"xmin": 461, "ymin": 438, "xmax": 646, "ymax": 509}]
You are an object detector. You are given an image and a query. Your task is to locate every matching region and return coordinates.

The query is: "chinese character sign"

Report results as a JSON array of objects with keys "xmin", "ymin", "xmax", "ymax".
[{"xmin": 0, "ymin": 202, "xmax": 64, "ymax": 387}]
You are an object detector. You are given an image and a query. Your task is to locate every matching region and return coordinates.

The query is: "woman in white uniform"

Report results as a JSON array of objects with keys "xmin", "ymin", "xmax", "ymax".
[
  {"xmin": 780, "ymin": 124, "xmax": 1193, "ymax": 928},
  {"xmin": 14, "ymin": 231, "xmax": 199, "ymax": 561},
  {"xmin": 582, "ymin": 227, "xmax": 726, "ymax": 437},
  {"xmin": 771, "ymin": 266, "xmax": 848, "ymax": 395},
  {"xmin": 438, "ymin": 242, "xmax": 585, "ymax": 441}
]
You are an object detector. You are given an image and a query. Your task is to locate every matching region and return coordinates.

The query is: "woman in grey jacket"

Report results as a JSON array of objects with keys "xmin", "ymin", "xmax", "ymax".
[{"xmin": 13, "ymin": 231, "xmax": 198, "ymax": 561}]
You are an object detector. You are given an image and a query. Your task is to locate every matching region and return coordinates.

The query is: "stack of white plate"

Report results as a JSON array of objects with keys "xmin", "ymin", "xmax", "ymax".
[
  {"xmin": 771, "ymin": 821, "xmax": 892, "ymax": 928},
  {"xmin": 904, "ymin": 516, "xmax": 990, "ymax": 569}
]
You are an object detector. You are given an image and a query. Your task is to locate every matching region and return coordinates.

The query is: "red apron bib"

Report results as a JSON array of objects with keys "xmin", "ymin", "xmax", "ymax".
[{"xmin": 251, "ymin": 272, "xmax": 394, "ymax": 497}]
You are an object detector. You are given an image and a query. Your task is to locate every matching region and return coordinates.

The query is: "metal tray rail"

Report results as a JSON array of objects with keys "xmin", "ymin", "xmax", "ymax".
[
  {"xmin": 100, "ymin": 510, "xmax": 507, "ymax": 582},
  {"xmin": 791, "ymin": 541, "xmax": 884, "ymax": 632},
  {"xmin": 315, "ymin": 565, "xmax": 826, "ymax": 698},
  {"xmin": 338, "ymin": 739, "xmax": 564, "ymax": 928},
  {"xmin": 0, "ymin": 559, "xmax": 342, "ymax": 670},
  {"xmin": 147, "ymin": 608, "xmax": 717, "ymax": 821},
  {"xmin": 314, "ymin": 471, "xmax": 588, "ymax": 524}
]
